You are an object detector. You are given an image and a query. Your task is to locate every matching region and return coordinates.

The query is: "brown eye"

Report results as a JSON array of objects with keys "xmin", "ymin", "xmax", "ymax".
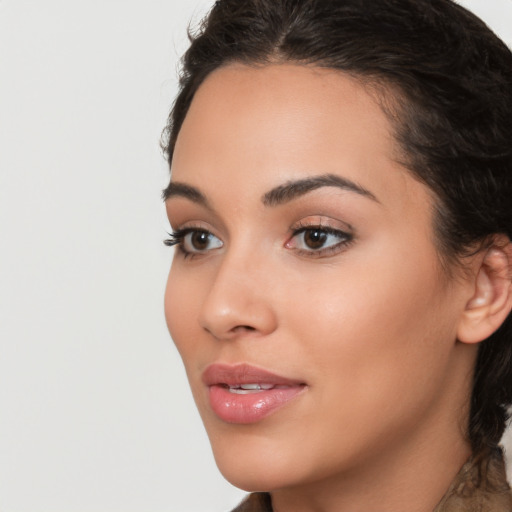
[
  {"xmin": 303, "ymin": 229, "xmax": 328, "ymax": 249},
  {"xmin": 286, "ymin": 225, "xmax": 353, "ymax": 256},
  {"xmin": 182, "ymin": 229, "xmax": 223, "ymax": 254},
  {"xmin": 191, "ymin": 231, "xmax": 210, "ymax": 250}
]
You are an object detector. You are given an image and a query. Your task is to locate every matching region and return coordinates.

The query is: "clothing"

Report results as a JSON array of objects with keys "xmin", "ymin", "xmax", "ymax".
[{"xmin": 231, "ymin": 447, "xmax": 512, "ymax": 512}]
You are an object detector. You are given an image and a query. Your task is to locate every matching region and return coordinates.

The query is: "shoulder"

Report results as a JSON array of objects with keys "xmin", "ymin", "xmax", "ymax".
[
  {"xmin": 435, "ymin": 447, "xmax": 512, "ymax": 512},
  {"xmin": 230, "ymin": 492, "xmax": 272, "ymax": 512}
]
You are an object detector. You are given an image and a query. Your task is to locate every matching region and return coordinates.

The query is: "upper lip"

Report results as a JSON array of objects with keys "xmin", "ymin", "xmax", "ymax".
[{"xmin": 202, "ymin": 363, "xmax": 305, "ymax": 387}]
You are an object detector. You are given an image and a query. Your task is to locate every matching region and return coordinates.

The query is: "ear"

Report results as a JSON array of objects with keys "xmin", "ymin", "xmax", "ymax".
[{"xmin": 457, "ymin": 237, "xmax": 512, "ymax": 344}]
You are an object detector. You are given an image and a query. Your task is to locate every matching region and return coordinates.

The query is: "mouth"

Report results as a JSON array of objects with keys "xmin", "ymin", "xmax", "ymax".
[
  {"xmin": 202, "ymin": 363, "xmax": 307, "ymax": 424},
  {"xmin": 223, "ymin": 383, "xmax": 294, "ymax": 394}
]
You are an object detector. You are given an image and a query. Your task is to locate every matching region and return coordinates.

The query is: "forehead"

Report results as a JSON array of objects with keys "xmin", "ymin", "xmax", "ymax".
[{"xmin": 171, "ymin": 63, "xmax": 425, "ymax": 215}]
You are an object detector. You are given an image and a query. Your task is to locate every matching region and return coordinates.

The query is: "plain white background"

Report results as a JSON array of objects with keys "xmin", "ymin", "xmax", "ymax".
[{"xmin": 0, "ymin": 1, "xmax": 511, "ymax": 511}]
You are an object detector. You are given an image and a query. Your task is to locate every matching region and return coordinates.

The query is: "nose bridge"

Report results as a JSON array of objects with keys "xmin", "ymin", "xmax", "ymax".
[{"xmin": 198, "ymin": 241, "xmax": 277, "ymax": 339}]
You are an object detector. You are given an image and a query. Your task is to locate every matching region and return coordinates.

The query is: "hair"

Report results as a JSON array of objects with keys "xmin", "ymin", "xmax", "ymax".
[{"xmin": 162, "ymin": 0, "xmax": 512, "ymax": 455}]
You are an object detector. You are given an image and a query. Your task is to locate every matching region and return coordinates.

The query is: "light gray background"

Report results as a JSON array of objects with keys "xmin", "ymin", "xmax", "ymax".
[{"xmin": 0, "ymin": 1, "xmax": 511, "ymax": 511}]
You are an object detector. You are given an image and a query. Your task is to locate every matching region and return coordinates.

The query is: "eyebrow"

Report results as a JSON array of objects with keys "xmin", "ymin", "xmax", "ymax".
[
  {"xmin": 162, "ymin": 181, "xmax": 209, "ymax": 207},
  {"xmin": 262, "ymin": 174, "xmax": 379, "ymax": 206},
  {"xmin": 163, "ymin": 173, "xmax": 378, "ymax": 207}
]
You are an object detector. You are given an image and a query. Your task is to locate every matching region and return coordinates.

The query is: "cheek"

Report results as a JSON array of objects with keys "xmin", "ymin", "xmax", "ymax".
[
  {"xmin": 165, "ymin": 263, "xmax": 216, "ymax": 420},
  {"xmin": 283, "ymin": 245, "xmax": 457, "ymax": 426},
  {"xmin": 164, "ymin": 263, "xmax": 201, "ymax": 360}
]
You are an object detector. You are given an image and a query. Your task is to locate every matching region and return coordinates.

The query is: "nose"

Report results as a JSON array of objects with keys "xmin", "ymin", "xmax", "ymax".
[{"xmin": 198, "ymin": 251, "xmax": 278, "ymax": 341}]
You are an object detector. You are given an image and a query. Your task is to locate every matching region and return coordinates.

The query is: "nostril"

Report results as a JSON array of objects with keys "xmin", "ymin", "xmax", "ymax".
[
  {"xmin": 202, "ymin": 323, "xmax": 258, "ymax": 340},
  {"xmin": 234, "ymin": 325, "xmax": 256, "ymax": 332}
]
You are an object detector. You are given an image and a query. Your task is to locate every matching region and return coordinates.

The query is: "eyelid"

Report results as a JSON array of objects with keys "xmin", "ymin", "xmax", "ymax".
[
  {"xmin": 290, "ymin": 216, "xmax": 354, "ymax": 233},
  {"xmin": 167, "ymin": 220, "xmax": 218, "ymax": 238}
]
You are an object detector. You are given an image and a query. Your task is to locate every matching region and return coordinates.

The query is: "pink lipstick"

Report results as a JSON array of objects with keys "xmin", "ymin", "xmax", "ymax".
[{"xmin": 202, "ymin": 363, "xmax": 306, "ymax": 424}]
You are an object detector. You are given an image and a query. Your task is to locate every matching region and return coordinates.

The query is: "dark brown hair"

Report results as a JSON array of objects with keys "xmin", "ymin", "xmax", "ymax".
[{"xmin": 162, "ymin": 0, "xmax": 512, "ymax": 454}]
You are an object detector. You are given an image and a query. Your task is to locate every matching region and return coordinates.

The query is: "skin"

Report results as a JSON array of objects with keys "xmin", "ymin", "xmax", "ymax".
[{"xmin": 164, "ymin": 64, "xmax": 483, "ymax": 512}]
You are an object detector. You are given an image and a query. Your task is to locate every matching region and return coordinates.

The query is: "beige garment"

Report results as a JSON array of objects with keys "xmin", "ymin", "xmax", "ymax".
[{"xmin": 231, "ymin": 448, "xmax": 512, "ymax": 512}]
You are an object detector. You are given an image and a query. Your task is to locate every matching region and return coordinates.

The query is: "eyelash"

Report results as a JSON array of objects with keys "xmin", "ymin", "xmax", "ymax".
[
  {"xmin": 164, "ymin": 225, "xmax": 354, "ymax": 259},
  {"xmin": 287, "ymin": 223, "xmax": 353, "ymax": 258},
  {"xmin": 164, "ymin": 228, "xmax": 218, "ymax": 259}
]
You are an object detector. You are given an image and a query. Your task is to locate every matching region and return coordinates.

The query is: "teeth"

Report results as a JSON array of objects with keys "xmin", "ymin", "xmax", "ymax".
[
  {"xmin": 228, "ymin": 383, "xmax": 276, "ymax": 394},
  {"xmin": 240, "ymin": 384, "xmax": 262, "ymax": 390}
]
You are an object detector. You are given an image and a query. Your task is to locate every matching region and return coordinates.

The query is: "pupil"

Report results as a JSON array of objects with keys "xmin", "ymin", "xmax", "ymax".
[
  {"xmin": 305, "ymin": 229, "xmax": 327, "ymax": 249},
  {"xmin": 192, "ymin": 231, "xmax": 209, "ymax": 250}
]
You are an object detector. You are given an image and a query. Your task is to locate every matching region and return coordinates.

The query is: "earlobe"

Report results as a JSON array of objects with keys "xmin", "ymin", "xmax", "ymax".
[{"xmin": 457, "ymin": 241, "xmax": 512, "ymax": 344}]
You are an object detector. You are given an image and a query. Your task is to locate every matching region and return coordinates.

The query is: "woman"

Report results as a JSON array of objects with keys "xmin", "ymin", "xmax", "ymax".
[{"xmin": 162, "ymin": 0, "xmax": 512, "ymax": 510}]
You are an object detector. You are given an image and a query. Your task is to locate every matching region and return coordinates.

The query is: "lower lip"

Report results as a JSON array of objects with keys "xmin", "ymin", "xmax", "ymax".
[{"xmin": 208, "ymin": 385, "xmax": 305, "ymax": 424}]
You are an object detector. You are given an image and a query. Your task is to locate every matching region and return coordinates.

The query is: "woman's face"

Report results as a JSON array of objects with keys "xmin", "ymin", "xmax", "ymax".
[{"xmin": 165, "ymin": 64, "xmax": 473, "ymax": 491}]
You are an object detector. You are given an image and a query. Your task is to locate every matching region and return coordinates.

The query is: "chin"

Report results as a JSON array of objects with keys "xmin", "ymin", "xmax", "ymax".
[
  {"xmin": 206, "ymin": 427, "xmax": 301, "ymax": 492},
  {"xmin": 215, "ymin": 455, "xmax": 296, "ymax": 492},
  {"xmin": 207, "ymin": 424, "xmax": 340, "ymax": 493}
]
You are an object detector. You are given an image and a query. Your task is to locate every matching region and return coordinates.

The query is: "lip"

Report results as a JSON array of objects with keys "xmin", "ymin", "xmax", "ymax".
[{"xmin": 202, "ymin": 363, "xmax": 307, "ymax": 424}]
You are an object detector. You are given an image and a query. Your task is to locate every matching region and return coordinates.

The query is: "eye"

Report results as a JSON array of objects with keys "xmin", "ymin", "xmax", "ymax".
[
  {"xmin": 164, "ymin": 228, "xmax": 223, "ymax": 256},
  {"xmin": 286, "ymin": 226, "xmax": 352, "ymax": 256}
]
